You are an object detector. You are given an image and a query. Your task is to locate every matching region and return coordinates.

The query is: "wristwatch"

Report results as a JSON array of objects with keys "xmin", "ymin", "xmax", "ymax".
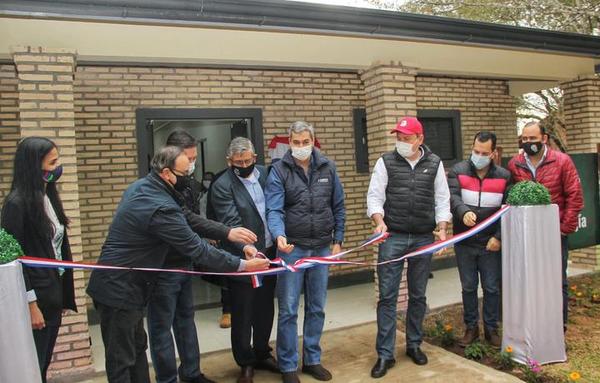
[{"xmin": 332, "ymin": 239, "xmax": 343, "ymax": 245}]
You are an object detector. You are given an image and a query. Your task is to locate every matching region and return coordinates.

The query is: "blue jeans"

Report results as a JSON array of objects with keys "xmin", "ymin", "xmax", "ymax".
[
  {"xmin": 276, "ymin": 245, "xmax": 329, "ymax": 373},
  {"xmin": 147, "ymin": 272, "xmax": 200, "ymax": 383},
  {"xmin": 376, "ymin": 232, "xmax": 433, "ymax": 359},
  {"xmin": 455, "ymin": 244, "xmax": 501, "ymax": 330}
]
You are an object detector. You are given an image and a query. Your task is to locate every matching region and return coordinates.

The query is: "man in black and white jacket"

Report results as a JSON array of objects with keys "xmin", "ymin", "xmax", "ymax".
[{"xmin": 447, "ymin": 131, "xmax": 511, "ymax": 349}]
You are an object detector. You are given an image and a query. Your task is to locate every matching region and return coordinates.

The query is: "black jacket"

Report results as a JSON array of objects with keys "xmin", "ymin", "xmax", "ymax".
[
  {"xmin": 164, "ymin": 176, "xmax": 230, "ymax": 268},
  {"xmin": 447, "ymin": 160, "xmax": 511, "ymax": 247},
  {"xmin": 1, "ymin": 193, "xmax": 77, "ymax": 315},
  {"xmin": 86, "ymin": 171, "xmax": 241, "ymax": 310},
  {"xmin": 210, "ymin": 165, "xmax": 271, "ymax": 283},
  {"xmin": 381, "ymin": 147, "xmax": 440, "ymax": 234}
]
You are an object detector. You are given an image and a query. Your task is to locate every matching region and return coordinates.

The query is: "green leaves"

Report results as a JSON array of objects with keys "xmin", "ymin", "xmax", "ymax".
[
  {"xmin": 506, "ymin": 181, "xmax": 552, "ymax": 206},
  {"xmin": 0, "ymin": 228, "xmax": 24, "ymax": 265}
]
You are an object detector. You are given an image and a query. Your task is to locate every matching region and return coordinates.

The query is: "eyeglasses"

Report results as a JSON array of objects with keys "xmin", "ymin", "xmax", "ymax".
[{"xmin": 231, "ymin": 159, "xmax": 255, "ymax": 167}]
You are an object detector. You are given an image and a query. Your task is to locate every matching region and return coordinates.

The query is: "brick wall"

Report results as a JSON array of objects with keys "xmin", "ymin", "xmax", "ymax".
[
  {"xmin": 0, "ymin": 65, "xmax": 18, "ymax": 201},
  {"xmin": 74, "ymin": 66, "xmax": 371, "ymax": 278},
  {"xmin": 417, "ymin": 76, "xmax": 518, "ymax": 158},
  {"xmin": 9, "ymin": 46, "xmax": 93, "ymax": 378}
]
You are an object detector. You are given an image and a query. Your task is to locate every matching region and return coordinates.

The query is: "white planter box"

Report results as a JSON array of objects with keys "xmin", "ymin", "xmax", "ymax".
[
  {"xmin": 0, "ymin": 261, "xmax": 42, "ymax": 383},
  {"xmin": 501, "ymin": 204, "xmax": 566, "ymax": 365}
]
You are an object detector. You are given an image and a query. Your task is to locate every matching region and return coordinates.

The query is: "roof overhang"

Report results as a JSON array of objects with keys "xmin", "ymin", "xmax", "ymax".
[{"xmin": 0, "ymin": 0, "xmax": 598, "ymax": 86}]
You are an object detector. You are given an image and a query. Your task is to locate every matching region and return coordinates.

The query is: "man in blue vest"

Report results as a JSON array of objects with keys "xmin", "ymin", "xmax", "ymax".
[
  {"xmin": 367, "ymin": 117, "xmax": 451, "ymax": 378},
  {"xmin": 266, "ymin": 121, "xmax": 345, "ymax": 383}
]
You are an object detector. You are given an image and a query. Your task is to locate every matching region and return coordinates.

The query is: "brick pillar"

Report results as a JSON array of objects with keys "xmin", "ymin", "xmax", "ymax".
[
  {"xmin": 360, "ymin": 61, "xmax": 417, "ymax": 311},
  {"xmin": 12, "ymin": 46, "xmax": 93, "ymax": 378},
  {"xmin": 562, "ymin": 74, "xmax": 600, "ymax": 270}
]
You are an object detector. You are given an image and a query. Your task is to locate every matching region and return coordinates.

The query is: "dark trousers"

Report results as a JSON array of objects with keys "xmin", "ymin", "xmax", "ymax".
[
  {"xmin": 95, "ymin": 301, "xmax": 150, "ymax": 383},
  {"xmin": 222, "ymin": 287, "xmax": 232, "ymax": 314},
  {"xmin": 455, "ymin": 244, "xmax": 501, "ymax": 330},
  {"xmin": 561, "ymin": 236, "xmax": 569, "ymax": 326},
  {"xmin": 147, "ymin": 272, "xmax": 201, "ymax": 383},
  {"xmin": 230, "ymin": 274, "xmax": 276, "ymax": 367},
  {"xmin": 33, "ymin": 309, "xmax": 62, "ymax": 383}
]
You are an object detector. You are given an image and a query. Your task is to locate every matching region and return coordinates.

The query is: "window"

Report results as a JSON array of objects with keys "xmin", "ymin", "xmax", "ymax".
[
  {"xmin": 417, "ymin": 110, "xmax": 462, "ymax": 167},
  {"xmin": 353, "ymin": 108, "xmax": 369, "ymax": 173}
]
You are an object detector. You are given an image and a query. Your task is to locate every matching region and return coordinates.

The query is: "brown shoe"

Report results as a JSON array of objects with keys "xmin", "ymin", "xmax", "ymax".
[
  {"xmin": 237, "ymin": 366, "xmax": 254, "ymax": 383},
  {"xmin": 485, "ymin": 328, "xmax": 501, "ymax": 348},
  {"xmin": 458, "ymin": 327, "xmax": 479, "ymax": 347},
  {"xmin": 219, "ymin": 313, "xmax": 231, "ymax": 328}
]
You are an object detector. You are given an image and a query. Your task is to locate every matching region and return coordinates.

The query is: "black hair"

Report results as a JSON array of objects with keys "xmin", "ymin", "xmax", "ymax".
[
  {"xmin": 5, "ymin": 137, "xmax": 69, "ymax": 243},
  {"xmin": 473, "ymin": 131, "xmax": 497, "ymax": 151},
  {"xmin": 166, "ymin": 130, "xmax": 197, "ymax": 149}
]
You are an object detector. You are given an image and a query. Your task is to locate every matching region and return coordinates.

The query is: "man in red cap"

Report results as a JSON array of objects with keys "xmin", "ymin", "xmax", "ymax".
[{"xmin": 367, "ymin": 116, "xmax": 451, "ymax": 378}]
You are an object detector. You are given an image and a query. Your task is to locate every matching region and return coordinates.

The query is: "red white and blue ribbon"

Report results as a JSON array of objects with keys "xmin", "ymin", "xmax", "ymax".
[{"xmin": 18, "ymin": 205, "xmax": 511, "ymax": 288}]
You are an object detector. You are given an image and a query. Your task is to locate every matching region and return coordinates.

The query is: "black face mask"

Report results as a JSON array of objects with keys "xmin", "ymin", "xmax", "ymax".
[
  {"xmin": 232, "ymin": 163, "xmax": 255, "ymax": 178},
  {"xmin": 523, "ymin": 141, "xmax": 544, "ymax": 156},
  {"xmin": 170, "ymin": 169, "xmax": 190, "ymax": 192}
]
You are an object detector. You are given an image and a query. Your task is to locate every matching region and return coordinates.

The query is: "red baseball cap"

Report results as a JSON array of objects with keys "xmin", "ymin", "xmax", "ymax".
[{"xmin": 391, "ymin": 117, "xmax": 423, "ymax": 135}]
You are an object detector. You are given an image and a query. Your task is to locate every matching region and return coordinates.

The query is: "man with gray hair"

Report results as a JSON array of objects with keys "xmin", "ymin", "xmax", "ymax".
[
  {"xmin": 266, "ymin": 121, "xmax": 345, "ymax": 383},
  {"xmin": 210, "ymin": 137, "xmax": 279, "ymax": 383},
  {"xmin": 87, "ymin": 146, "xmax": 269, "ymax": 383}
]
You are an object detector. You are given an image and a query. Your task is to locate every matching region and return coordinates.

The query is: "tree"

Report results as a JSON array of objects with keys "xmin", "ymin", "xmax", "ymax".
[{"xmin": 367, "ymin": 0, "xmax": 600, "ymax": 151}]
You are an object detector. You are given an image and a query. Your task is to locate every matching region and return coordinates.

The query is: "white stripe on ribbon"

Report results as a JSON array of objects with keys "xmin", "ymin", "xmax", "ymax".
[{"xmin": 19, "ymin": 206, "xmax": 511, "ymax": 287}]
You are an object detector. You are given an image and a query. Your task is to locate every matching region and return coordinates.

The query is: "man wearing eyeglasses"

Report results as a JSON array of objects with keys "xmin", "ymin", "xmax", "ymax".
[{"xmin": 210, "ymin": 137, "xmax": 279, "ymax": 383}]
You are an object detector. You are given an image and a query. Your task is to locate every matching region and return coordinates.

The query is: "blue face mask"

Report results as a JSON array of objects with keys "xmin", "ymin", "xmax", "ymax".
[
  {"xmin": 42, "ymin": 165, "xmax": 63, "ymax": 183},
  {"xmin": 470, "ymin": 152, "xmax": 491, "ymax": 170}
]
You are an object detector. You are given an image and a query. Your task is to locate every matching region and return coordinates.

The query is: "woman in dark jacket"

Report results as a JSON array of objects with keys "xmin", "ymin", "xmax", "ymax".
[{"xmin": 1, "ymin": 137, "xmax": 76, "ymax": 383}]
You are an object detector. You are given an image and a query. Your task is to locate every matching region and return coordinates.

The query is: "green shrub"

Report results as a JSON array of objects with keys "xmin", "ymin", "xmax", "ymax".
[
  {"xmin": 464, "ymin": 341, "xmax": 489, "ymax": 360},
  {"xmin": 506, "ymin": 181, "xmax": 551, "ymax": 206},
  {"xmin": 0, "ymin": 228, "xmax": 23, "ymax": 264}
]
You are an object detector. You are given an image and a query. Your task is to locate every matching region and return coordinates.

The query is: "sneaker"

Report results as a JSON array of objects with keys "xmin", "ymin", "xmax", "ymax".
[
  {"xmin": 458, "ymin": 327, "xmax": 479, "ymax": 347},
  {"xmin": 301, "ymin": 364, "xmax": 332, "ymax": 381},
  {"xmin": 219, "ymin": 313, "xmax": 231, "ymax": 328}
]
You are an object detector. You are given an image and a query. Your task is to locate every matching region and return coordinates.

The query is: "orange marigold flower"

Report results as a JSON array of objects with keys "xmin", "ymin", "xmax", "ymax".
[
  {"xmin": 444, "ymin": 324, "xmax": 452, "ymax": 332},
  {"xmin": 569, "ymin": 371, "xmax": 581, "ymax": 381},
  {"xmin": 505, "ymin": 346, "xmax": 513, "ymax": 353},
  {"xmin": 570, "ymin": 285, "xmax": 577, "ymax": 291}
]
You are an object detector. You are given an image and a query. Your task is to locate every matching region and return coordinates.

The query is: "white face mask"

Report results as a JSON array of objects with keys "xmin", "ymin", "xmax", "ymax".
[
  {"xmin": 470, "ymin": 152, "xmax": 491, "ymax": 170},
  {"xmin": 291, "ymin": 145, "xmax": 312, "ymax": 161},
  {"xmin": 395, "ymin": 141, "xmax": 417, "ymax": 158},
  {"xmin": 188, "ymin": 161, "xmax": 196, "ymax": 176}
]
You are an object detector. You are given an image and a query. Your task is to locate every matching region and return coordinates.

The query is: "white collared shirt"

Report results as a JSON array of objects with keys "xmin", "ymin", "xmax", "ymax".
[{"xmin": 366, "ymin": 149, "xmax": 452, "ymax": 224}]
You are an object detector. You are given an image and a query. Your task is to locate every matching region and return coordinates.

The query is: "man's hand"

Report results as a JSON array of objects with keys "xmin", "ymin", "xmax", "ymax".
[
  {"xmin": 277, "ymin": 236, "xmax": 294, "ymax": 253},
  {"xmin": 372, "ymin": 213, "xmax": 387, "ymax": 234},
  {"xmin": 243, "ymin": 245, "xmax": 258, "ymax": 260},
  {"xmin": 29, "ymin": 302, "xmax": 45, "ymax": 330},
  {"xmin": 331, "ymin": 244, "xmax": 342, "ymax": 255},
  {"xmin": 228, "ymin": 227, "xmax": 257, "ymax": 245},
  {"xmin": 244, "ymin": 258, "xmax": 270, "ymax": 271},
  {"xmin": 486, "ymin": 237, "xmax": 501, "ymax": 252},
  {"xmin": 463, "ymin": 211, "xmax": 477, "ymax": 227},
  {"xmin": 433, "ymin": 226, "xmax": 448, "ymax": 256}
]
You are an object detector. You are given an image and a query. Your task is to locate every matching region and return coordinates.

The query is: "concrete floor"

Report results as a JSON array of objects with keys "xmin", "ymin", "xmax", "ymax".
[{"xmin": 74, "ymin": 265, "xmax": 589, "ymax": 382}]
